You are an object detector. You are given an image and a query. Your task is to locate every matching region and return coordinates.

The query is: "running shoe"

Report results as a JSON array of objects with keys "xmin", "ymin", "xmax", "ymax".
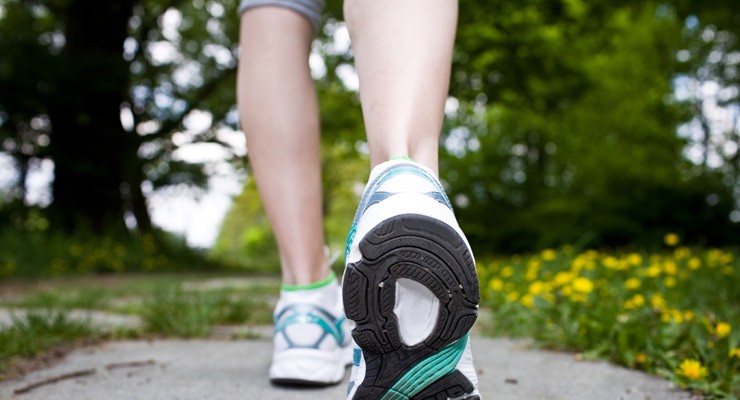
[
  {"xmin": 269, "ymin": 272, "xmax": 353, "ymax": 386},
  {"xmin": 343, "ymin": 158, "xmax": 481, "ymax": 400}
]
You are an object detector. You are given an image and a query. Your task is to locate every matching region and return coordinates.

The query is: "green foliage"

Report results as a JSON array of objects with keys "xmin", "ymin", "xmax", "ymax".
[
  {"xmin": 446, "ymin": 1, "xmax": 740, "ymax": 253},
  {"xmin": 0, "ymin": 218, "xmax": 217, "ymax": 279},
  {"xmin": 479, "ymin": 245, "xmax": 740, "ymax": 398},
  {"xmin": 209, "ymin": 178, "xmax": 279, "ymax": 272}
]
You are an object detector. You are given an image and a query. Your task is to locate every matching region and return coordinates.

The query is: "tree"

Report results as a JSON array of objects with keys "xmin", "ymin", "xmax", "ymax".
[
  {"xmin": 0, "ymin": 0, "xmax": 241, "ymax": 234},
  {"xmin": 445, "ymin": 0, "xmax": 739, "ymax": 252}
]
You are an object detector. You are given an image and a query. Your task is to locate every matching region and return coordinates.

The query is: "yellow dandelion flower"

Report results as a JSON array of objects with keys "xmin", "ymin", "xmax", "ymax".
[
  {"xmin": 520, "ymin": 294, "xmax": 535, "ymax": 308},
  {"xmin": 572, "ymin": 277, "xmax": 594, "ymax": 294},
  {"xmin": 624, "ymin": 294, "xmax": 645, "ymax": 310},
  {"xmin": 715, "ymin": 322, "xmax": 731, "ymax": 339},
  {"xmin": 627, "ymin": 253, "xmax": 643, "ymax": 266},
  {"xmin": 676, "ymin": 359, "xmax": 707, "ymax": 381},
  {"xmin": 489, "ymin": 279, "xmax": 504, "ymax": 291},
  {"xmin": 662, "ymin": 308, "xmax": 684, "ymax": 324},
  {"xmin": 664, "ymin": 277, "xmax": 677, "ymax": 287},
  {"xmin": 663, "ymin": 261, "xmax": 678, "ymax": 275},
  {"xmin": 554, "ymin": 271, "xmax": 573, "ymax": 286},
  {"xmin": 645, "ymin": 264, "xmax": 661, "ymax": 278},
  {"xmin": 664, "ymin": 233, "xmax": 680, "ymax": 247},
  {"xmin": 674, "ymin": 247, "xmax": 691, "ymax": 259},
  {"xmin": 729, "ymin": 348, "xmax": 740, "ymax": 358},
  {"xmin": 541, "ymin": 249, "xmax": 557, "ymax": 261},
  {"xmin": 624, "ymin": 278, "xmax": 641, "ymax": 290},
  {"xmin": 506, "ymin": 292, "xmax": 520, "ymax": 303},
  {"xmin": 651, "ymin": 294, "xmax": 666, "ymax": 310},
  {"xmin": 635, "ymin": 353, "xmax": 647, "ymax": 364},
  {"xmin": 528, "ymin": 281, "xmax": 547, "ymax": 295},
  {"xmin": 687, "ymin": 257, "xmax": 701, "ymax": 270},
  {"xmin": 602, "ymin": 256, "xmax": 619, "ymax": 270},
  {"xmin": 501, "ymin": 266, "xmax": 515, "ymax": 278},
  {"xmin": 569, "ymin": 293, "xmax": 587, "ymax": 303}
]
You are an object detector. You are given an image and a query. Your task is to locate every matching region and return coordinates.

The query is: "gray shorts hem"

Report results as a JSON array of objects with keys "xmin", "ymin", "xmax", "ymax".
[{"xmin": 238, "ymin": 0, "xmax": 325, "ymax": 32}]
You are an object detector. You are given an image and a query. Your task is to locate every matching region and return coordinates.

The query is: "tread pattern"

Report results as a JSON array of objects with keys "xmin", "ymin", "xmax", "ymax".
[{"xmin": 343, "ymin": 214, "xmax": 480, "ymax": 399}]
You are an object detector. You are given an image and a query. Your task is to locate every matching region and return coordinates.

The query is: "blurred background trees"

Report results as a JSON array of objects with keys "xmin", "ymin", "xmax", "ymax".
[{"xmin": 0, "ymin": 0, "xmax": 737, "ymax": 275}]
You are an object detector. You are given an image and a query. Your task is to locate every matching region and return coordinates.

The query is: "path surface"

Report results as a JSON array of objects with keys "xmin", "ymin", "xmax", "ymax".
[{"xmin": 0, "ymin": 335, "xmax": 698, "ymax": 400}]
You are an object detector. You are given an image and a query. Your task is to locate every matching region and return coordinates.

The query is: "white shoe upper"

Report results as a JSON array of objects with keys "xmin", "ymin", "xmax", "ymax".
[{"xmin": 269, "ymin": 276, "xmax": 353, "ymax": 385}]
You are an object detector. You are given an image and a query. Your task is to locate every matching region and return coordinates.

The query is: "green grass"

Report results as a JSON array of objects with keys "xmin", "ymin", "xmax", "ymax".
[
  {"xmin": 0, "ymin": 273, "xmax": 279, "ymax": 378},
  {"xmin": 0, "ymin": 310, "xmax": 99, "ymax": 379},
  {"xmin": 478, "ymin": 245, "xmax": 740, "ymax": 399},
  {"xmin": 140, "ymin": 284, "xmax": 273, "ymax": 337}
]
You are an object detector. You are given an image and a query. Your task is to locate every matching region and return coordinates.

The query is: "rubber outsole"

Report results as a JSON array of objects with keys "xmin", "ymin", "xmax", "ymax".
[
  {"xmin": 343, "ymin": 214, "xmax": 480, "ymax": 400},
  {"xmin": 270, "ymin": 378, "xmax": 343, "ymax": 387}
]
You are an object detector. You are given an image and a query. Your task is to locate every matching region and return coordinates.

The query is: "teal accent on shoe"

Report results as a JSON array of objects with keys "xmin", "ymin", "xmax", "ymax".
[
  {"xmin": 281, "ymin": 271, "xmax": 336, "ymax": 292},
  {"xmin": 379, "ymin": 334, "xmax": 469, "ymax": 400},
  {"xmin": 390, "ymin": 155, "xmax": 413, "ymax": 161},
  {"xmin": 353, "ymin": 348, "xmax": 362, "ymax": 366},
  {"xmin": 273, "ymin": 304, "xmax": 347, "ymax": 347}
]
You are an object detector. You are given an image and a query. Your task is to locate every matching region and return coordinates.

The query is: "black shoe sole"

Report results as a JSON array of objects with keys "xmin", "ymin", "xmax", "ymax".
[{"xmin": 343, "ymin": 214, "xmax": 480, "ymax": 400}]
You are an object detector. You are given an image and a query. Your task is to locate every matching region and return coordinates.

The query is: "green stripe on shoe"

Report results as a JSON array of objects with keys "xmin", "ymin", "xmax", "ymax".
[
  {"xmin": 281, "ymin": 271, "xmax": 336, "ymax": 291},
  {"xmin": 380, "ymin": 334, "xmax": 469, "ymax": 400}
]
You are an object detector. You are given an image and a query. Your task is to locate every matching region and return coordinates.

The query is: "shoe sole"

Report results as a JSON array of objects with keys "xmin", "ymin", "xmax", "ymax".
[{"xmin": 343, "ymin": 214, "xmax": 480, "ymax": 400}]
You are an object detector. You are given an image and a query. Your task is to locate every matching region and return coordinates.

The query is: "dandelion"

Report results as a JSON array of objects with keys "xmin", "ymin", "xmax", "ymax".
[
  {"xmin": 729, "ymin": 348, "xmax": 740, "ymax": 359},
  {"xmin": 664, "ymin": 233, "xmax": 680, "ymax": 247},
  {"xmin": 662, "ymin": 308, "xmax": 685, "ymax": 324},
  {"xmin": 674, "ymin": 247, "xmax": 691, "ymax": 259},
  {"xmin": 572, "ymin": 277, "xmax": 594, "ymax": 294},
  {"xmin": 506, "ymin": 292, "xmax": 520, "ymax": 303},
  {"xmin": 627, "ymin": 253, "xmax": 643, "ymax": 266},
  {"xmin": 624, "ymin": 277, "xmax": 641, "ymax": 290},
  {"xmin": 624, "ymin": 294, "xmax": 645, "ymax": 310},
  {"xmin": 528, "ymin": 281, "xmax": 547, "ymax": 295},
  {"xmin": 541, "ymin": 249, "xmax": 557, "ymax": 261},
  {"xmin": 520, "ymin": 294, "xmax": 535, "ymax": 308},
  {"xmin": 635, "ymin": 353, "xmax": 646, "ymax": 364},
  {"xmin": 663, "ymin": 261, "xmax": 677, "ymax": 275},
  {"xmin": 676, "ymin": 359, "xmax": 707, "ymax": 381},
  {"xmin": 500, "ymin": 266, "xmax": 514, "ymax": 278},
  {"xmin": 489, "ymin": 279, "xmax": 504, "ymax": 291},
  {"xmin": 687, "ymin": 257, "xmax": 701, "ymax": 270},
  {"xmin": 650, "ymin": 294, "xmax": 666, "ymax": 310},
  {"xmin": 645, "ymin": 264, "xmax": 661, "ymax": 278},
  {"xmin": 715, "ymin": 322, "xmax": 731, "ymax": 339},
  {"xmin": 554, "ymin": 271, "xmax": 573, "ymax": 286},
  {"xmin": 663, "ymin": 277, "xmax": 677, "ymax": 287}
]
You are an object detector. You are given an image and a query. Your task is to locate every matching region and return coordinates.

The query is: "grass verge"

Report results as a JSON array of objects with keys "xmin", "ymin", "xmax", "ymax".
[
  {"xmin": 0, "ymin": 274, "xmax": 279, "ymax": 379},
  {"xmin": 478, "ymin": 244, "xmax": 739, "ymax": 399}
]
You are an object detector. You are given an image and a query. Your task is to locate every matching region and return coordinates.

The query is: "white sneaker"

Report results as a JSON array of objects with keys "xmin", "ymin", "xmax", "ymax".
[
  {"xmin": 343, "ymin": 159, "xmax": 481, "ymax": 400},
  {"xmin": 269, "ymin": 272, "xmax": 353, "ymax": 386}
]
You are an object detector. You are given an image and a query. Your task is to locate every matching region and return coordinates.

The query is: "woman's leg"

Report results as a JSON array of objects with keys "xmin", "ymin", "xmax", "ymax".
[
  {"xmin": 344, "ymin": 0, "xmax": 458, "ymax": 173},
  {"xmin": 237, "ymin": 7, "xmax": 328, "ymax": 285}
]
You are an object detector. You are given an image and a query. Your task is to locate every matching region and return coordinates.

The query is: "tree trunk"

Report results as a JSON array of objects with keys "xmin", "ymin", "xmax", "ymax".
[{"xmin": 47, "ymin": 0, "xmax": 137, "ymax": 233}]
